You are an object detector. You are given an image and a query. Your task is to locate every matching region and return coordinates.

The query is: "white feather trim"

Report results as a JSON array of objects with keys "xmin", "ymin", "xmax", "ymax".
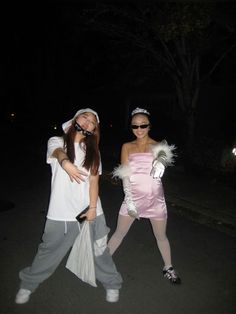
[
  {"xmin": 112, "ymin": 164, "xmax": 132, "ymax": 179},
  {"xmin": 151, "ymin": 140, "xmax": 177, "ymax": 166}
]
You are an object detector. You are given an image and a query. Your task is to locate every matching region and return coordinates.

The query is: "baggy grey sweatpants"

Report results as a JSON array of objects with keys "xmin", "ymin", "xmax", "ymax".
[{"xmin": 19, "ymin": 214, "xmax": 122, "ymax": 292}]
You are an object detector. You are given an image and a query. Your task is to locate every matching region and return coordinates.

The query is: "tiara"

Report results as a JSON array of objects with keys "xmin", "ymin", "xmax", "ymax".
[{"xmin": 131, "ymin": 107, "xmax": 150, "ymax": 116}]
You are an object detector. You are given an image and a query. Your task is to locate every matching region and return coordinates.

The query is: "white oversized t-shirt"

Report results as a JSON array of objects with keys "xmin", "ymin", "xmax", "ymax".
[{"xmin": 46, "ymin": 136, "xmax": 103, "ymax": 221}]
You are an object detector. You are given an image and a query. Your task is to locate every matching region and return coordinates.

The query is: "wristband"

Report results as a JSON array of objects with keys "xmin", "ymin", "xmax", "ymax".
[{"xmin": 60, "ymin": 157, "xmax": 69, "ymax": 167}]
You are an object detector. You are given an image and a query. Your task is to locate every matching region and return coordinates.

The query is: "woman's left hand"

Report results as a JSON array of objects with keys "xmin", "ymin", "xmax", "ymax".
[
  {"xmin": 83, "ymin": 208, "xmax": 96, "ymax": 221},
  {"xmin": 150, "ymin": 160, "xmax": 165, "ymax": 178}
]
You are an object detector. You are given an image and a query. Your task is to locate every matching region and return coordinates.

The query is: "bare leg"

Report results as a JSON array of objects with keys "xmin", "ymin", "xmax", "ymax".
[
  {"xmin": 150, "ymin": 218, "xmax": 172, "ymax": 267},
  {"xmin": 108, "ymin": 214, "xmax": 135, "ymax": 255}
]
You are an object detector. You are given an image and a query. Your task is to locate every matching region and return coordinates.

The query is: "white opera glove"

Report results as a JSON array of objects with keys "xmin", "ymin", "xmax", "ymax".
[
  {"xmin": 123, "ymin": 177, "xmax": 139, "ymax": 219},
  {"xmin": 150, "ymin": 159, "xmax": 165, "ymax": 178},
  {"xmin": 112, "ymin": 164, "xmax": 139, "ymax": 219},
  {"xmin": 151, "ymin": 140, "xmax": 177, "ymax": 179}
]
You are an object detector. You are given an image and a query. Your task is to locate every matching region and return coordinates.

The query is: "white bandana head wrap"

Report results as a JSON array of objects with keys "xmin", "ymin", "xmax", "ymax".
[{"xmin": 62, "ymin": 108, "xmax": 100, "ymax": 133}]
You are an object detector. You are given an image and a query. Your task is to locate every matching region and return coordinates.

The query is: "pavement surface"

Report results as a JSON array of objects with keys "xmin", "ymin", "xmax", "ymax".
[
  {"xmin": 1, "ymin": 138, "xmax": 236, "ymax": 314},
  {"xmin": 163, "ymin": 167, "xmax": 236, "ymax": 238}
]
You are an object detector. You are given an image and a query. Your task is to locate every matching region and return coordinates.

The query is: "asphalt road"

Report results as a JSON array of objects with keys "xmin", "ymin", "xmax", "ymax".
[
  {"xmin": 1, "ymin": 171, "xmax": 236, "ymax": 314},
  {"xmin": 1, "ymin": 135, "xmax": 236, "ymax": 314}
]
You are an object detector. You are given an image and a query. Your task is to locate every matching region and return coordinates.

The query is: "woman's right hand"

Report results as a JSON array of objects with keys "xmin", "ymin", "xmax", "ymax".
[{"xmin": 62, "ymin": 160, "xmax": 88, "ymax": 183}]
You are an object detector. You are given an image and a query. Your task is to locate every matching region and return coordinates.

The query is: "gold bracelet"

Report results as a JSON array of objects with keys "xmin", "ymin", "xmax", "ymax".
[{"xmin": 60, "ymin": 157, "xmax": 69, "ymax": 167}]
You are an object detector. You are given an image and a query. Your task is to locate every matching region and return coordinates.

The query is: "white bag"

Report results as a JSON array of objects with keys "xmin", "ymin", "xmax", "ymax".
[{"xmin": 66, "ymin": 221, "xmax": 97, "ymax": 287}]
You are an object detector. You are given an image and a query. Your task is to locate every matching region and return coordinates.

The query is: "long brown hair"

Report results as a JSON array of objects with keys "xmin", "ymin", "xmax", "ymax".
[{"xmin": 63, "ymin": 119, "xmax": 100, "ymax": 175}]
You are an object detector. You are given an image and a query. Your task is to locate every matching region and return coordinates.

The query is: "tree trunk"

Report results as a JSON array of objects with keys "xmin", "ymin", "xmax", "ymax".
[
  {"xmin": 176, "ymin": 80, "xmax": 198, "ymax": 172},
  {"xmin": 184, "ymin": 110, "xmax": 196, "ymax": 170}
]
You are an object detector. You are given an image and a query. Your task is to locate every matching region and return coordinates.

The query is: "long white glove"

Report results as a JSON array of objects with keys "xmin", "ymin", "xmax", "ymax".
[
  {"xmin": 122, "ymin": 177, "xmax": 139, "ymax": 219},
  {"xmin": 150, "ymin": 140, "xmax": 176, "ymax": 179},
  {"xmin": 112, "ymin": 164, "xmax": 139, "ymax": 219},
  {"xmin": 150, "ymin": 160, "xmax": 165, "ymax": 178}
]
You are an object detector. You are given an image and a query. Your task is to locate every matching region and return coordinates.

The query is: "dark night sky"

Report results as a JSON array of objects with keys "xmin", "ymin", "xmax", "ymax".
[
  {"xmin": 1, "ymin": 3, "xmax": 170, "ymax": 124},
  {"xmin": 2, "ymin": 3, "xmax": 122, "ymax": 124},
  {"xmin": 1, "ymin": 1, "xmax": 236, "ymax": 148}
]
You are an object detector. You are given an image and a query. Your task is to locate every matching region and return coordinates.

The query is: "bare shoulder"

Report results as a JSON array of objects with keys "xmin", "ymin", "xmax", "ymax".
[
  {"xmin": 122, "ymin": 141, "xmax": 136, "ymax": 152},
  {"xmin": 122, "ymin": 142, "xmax": 133, "ymax": 149},
  {"xmin": 150, "ymin": 139, "xmax": 159, "ymax": 145},
  {"xmin": 121, "ymin": 142, "xmax": 135, "ymax": 159}
]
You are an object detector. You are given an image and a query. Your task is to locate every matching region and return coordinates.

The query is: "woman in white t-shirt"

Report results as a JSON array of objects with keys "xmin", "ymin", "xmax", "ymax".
[{"xmin": 15, "ymin": 108, "xmax": 122, "ymax": 304}]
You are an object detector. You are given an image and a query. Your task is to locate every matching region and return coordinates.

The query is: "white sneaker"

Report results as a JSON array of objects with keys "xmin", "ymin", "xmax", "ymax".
[
  {"xmin": 15, "ymin": 288, "xmax": 31, "ymax": 304},
  {"xmin": 106, "ymin": 289, "xmax": 119, "ymax": 302}
]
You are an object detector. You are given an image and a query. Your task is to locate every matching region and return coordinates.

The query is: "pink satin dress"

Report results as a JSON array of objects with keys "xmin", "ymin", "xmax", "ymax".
[{"xmin": 119, "ymin": 153, "xmax": 167, "ymax": 220}]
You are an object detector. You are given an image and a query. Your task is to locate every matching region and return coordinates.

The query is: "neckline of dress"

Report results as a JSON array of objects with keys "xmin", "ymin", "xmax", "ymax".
[{"xmin": 130, "ymin": 152, "xmax": 153, "ymax": 155}]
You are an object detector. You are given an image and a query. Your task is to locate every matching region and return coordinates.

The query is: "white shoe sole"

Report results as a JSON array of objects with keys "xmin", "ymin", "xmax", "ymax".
[
  {"xmin": 15, "ymin": 289, "xmax": 31, "ymax": 304},
  {"xmin": 106, "ymin": 289, "xmax": 119, "ymax": 302}
]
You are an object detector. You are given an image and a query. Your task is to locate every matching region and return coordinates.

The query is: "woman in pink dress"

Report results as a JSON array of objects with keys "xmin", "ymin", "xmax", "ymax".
[{"xmin": 108, "ymin": 107, "xmax": 181, "ymax": 284}]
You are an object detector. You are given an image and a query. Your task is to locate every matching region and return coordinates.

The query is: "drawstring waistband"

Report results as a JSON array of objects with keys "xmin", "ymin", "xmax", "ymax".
[{"xmin": 64, "ymin": 221, "xmax": 67, "ymax": 234}]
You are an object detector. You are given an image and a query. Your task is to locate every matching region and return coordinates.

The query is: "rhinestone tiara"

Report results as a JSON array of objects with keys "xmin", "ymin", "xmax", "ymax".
[{"xmin": 131, "ymin": 107, "xmax": 150, "ymax": 116}]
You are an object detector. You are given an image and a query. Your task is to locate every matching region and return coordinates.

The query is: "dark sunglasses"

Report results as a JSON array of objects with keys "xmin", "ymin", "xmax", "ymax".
[
  {"xmin": 74, "ymin": 122, "xmax": 93, "ymax": 136},
  {"xmin": 131, "ymin": 124, "xmax": 150, "ymax": 129}
]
